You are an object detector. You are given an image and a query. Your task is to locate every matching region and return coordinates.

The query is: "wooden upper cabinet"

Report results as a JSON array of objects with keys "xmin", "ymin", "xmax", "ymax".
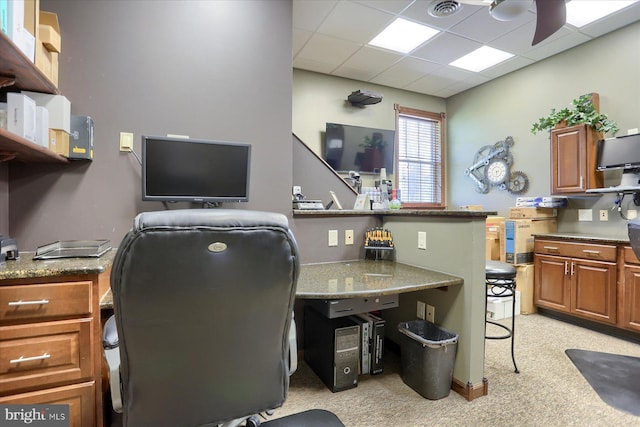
[{"xmin": 550, "ymin": 123, "xmax": 603, "ymax": 194}]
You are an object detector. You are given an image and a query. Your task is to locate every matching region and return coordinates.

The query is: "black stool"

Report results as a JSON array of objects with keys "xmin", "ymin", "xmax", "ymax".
[{"xmin": 485, "ymin": 260, "xmax": 519, "ymax": 373}]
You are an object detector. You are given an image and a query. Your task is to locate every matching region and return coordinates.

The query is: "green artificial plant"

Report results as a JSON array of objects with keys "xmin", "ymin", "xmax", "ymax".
[{"xmin": 531, "ymin": 94, "xmax": 619, "ymax": 136}]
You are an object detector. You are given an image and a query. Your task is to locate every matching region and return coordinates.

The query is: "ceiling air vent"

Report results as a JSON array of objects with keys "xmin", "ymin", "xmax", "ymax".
[{"xmin": 428, "ymin": 0, "xmax": 463, "ymax": 18}]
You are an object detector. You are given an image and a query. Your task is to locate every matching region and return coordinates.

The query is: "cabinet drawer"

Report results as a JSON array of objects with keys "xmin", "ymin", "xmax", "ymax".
[
  {"xmin": 534, "ymin": 240, "xmax": 616, "ymax": 262},
  {"xmin": 0, "ymin": 381, "xmax": 96, "ymax": 427},
  {"xmin": 624, "ymin": 246, "xmax": 640, "ymax": 265},
  {"xmin": 0, "ymin": 318, "xmax": 93, "ymax": 395},
  {"xmin": 0, "ymin": 281, "xmax": 92, "ymax": 323}
]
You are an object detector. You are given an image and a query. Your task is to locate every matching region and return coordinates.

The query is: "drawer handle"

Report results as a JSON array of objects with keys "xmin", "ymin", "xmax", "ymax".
[
  {"xmin": 8, "ymin": 299, "xmax": 50, "ymax": 306},
  {"xmin": 10, "ymin": 353, "xmax": 51, "ymax": 364},
  {"xmin": 582, "ymin": 250, "xmax": 600, "ymax": 255},
  {"xmin": 543, "ymin": 246, "xmax": 559, "ymax": 251}
]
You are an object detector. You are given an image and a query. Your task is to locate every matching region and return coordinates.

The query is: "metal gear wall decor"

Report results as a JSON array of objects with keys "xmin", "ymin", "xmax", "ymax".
[{"xmin": 464, "ymin": 136, "xmax": 529, "ymax": 194}]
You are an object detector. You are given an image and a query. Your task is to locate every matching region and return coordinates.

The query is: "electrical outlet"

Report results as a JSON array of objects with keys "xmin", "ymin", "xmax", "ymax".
[
  {"xmin": 417, "ymin": 301, "xmax": 426, "ymax": 320},
  {"xmin": 578, "ymin": 209, "xmax": 592, "ymax": 221},
  {"xmin": 599, "ymin": 210, "xmax": 608, "ymax": 221},
  {"xmin": 426, "ymin": 304, "xmax": 435, "ymax": 323},
  {"xmin": 328, "ymin": 230, "xmax": 338, "ymax": 247},
  {"xmin": 292, "ymin": 185, "xmax": 301, "ymax": 196},
  {"xmin": 628, "ymin": 210, "xmax": 638, "ymax": 220},
  {"xmin": 345, "ymin": 230, "xmax": 354, "ymax": 245},
  {"xmin": 418, "ymin": 231, "xmax": 427, "ymax": 250}
]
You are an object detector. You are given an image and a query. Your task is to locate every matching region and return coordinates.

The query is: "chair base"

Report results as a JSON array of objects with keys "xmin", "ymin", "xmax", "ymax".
[{"xmin": 263, "ymin": 409, "xmax": 344, "ymax": 426}]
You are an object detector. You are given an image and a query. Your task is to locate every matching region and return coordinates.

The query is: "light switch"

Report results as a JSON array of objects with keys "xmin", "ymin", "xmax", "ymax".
[{"xmin": 120, "ymin": 132, "xmax": 133, "ymax": 152}]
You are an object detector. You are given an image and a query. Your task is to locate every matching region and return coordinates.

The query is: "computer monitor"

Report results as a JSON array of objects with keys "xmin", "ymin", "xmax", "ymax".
[
  {"xmin": 596, "ymin": 133, "xmax": 640, "ymax": 188},
  {"xmin": 142, "ymin": 135, "xmax": 251, "ymax": 204}
]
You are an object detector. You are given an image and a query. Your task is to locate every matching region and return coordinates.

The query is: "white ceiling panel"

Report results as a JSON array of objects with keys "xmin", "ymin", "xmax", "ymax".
[{"xmin": 293, "ymin": 0, "xmax": 640, "ymax": 98}]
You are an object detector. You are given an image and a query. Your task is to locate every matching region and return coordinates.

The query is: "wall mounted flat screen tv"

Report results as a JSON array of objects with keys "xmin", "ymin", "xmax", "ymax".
[
  {"xmin": 324, "ymin": 123, "xmax": 395, "ymax": 174},
  {"xmin": 142, "ymin": 136, "xmax": 251, "ymax": 204}
]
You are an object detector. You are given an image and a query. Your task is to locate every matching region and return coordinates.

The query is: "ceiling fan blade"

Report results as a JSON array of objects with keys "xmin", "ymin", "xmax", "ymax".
[{"xmin": 532, "ymin": 0, "xmax": 566, "ymax": 45}]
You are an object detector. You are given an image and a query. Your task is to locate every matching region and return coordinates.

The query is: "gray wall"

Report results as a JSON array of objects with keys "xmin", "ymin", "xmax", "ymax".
[
  {"xmin": 447, "ymin": 22, "xmax": 640, "ymax": 237},
  {"xmin": 5, "ymin": 0, "xmax": 293, "ymax": 250}
]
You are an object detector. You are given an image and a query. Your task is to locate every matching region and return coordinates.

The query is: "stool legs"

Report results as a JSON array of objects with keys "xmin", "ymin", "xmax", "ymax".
[{"xmin": 485, "ymin": 281, "xmax": 519, "ymax": 374}]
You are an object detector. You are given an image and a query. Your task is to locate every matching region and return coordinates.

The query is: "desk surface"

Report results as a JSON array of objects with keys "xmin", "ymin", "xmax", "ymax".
[{"xmin": 296, "ymin": 260, "xmax": 462, "ymax": 299}]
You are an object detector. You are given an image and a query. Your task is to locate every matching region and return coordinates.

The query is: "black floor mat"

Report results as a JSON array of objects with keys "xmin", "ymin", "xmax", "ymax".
[{"xmin": 566, "ymin": 349, "xmax": 640, "ymax": 416}]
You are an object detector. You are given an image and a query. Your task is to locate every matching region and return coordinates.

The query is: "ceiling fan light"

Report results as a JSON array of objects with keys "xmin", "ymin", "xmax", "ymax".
[{"xmin": 489, "ymin": 0, "xmax": 530, "ymax": 21}]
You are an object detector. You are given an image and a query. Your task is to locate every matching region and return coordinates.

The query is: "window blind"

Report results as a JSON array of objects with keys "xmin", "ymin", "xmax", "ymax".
[{"xmin": 397, "ymin": 113, "xmax": 442, "ymax": 205}]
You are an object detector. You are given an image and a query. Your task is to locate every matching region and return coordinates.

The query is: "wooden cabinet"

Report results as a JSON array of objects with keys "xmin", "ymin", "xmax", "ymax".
[
  {"xmin": 534, "ymin": 239, "xmax": 617, "ymax": 325},
  {"xmin": 550, "ymin": 123, "xmax": 602, "ymax": 194},
  {"xmin": 0, "ymin": 275, "xmax": 105, "ymax": 427},
  {"xmin": 622, "ymin": 246, "xmax": 640, "ymax": 332},
  {"xmin": 0, "ymin": 31, "xmax": 67, "ymax": 163}
]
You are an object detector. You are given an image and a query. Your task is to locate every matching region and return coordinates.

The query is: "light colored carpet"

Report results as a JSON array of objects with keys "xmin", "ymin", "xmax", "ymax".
[{"xmin": 271, "ymin": 314, "xmax": 640, "ymax": 427}]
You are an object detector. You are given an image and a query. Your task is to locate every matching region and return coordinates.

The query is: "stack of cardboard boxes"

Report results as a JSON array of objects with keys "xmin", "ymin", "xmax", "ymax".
[{"xmin": 485, "ymin": 207, "xmax": 559, "ymax": 318}]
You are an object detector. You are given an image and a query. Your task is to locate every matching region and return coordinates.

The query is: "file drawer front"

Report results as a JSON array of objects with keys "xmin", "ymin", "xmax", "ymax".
[
  {"xmin": 0, "ymin": 281, "xmax": 92, "ymax": 323},
  {"xmin": 0, "ymin": 318, "xmax": 93, "ymax": 395},
  {"xmin": 535, "ymin": 240, "xmax": 616, "ymax": 261}
]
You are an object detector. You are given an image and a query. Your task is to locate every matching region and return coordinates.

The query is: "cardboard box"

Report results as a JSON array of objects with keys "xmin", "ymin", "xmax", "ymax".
[
  {"xmin": 486, "ymin": 216, "xmax": 505, "ymax": 261},
  {"xmin": 501, "ymin": 218, "xmax": 557, "ymax": 264},
  {"xmin": 509, "ymin": 207, "xmax": 557, "ymax": 219},
  {"xmin": 49, "ymin": 128, "xmax": 69, "ymax": 156},
  {"xmin": 68, "ymin": 115, "xmax": 93, "ymax": 160},
  {"xmin": 487, "ymin": 290, "xmax": 521, "ymax": 320},
  {"xmin": 7, "ymin": 92, "xmax": 37, "ymax": 142},
  {"xmin": 22, "ymin": 91, "xmax": 70, "ymax": 133},
  {"xmin": 39, "ymin": 11, "xmax": 60, "ymax": 52},
  {"xmin": 35, "ymin": 105, "xmax": 48, "ymax": 148},
  {"xmin": 516, "ymin": 264, "xmax": 536, "ymax": 314},
  {"xmin": 460, "ymin": 205, "xmax": 483, "ymax": 211}
]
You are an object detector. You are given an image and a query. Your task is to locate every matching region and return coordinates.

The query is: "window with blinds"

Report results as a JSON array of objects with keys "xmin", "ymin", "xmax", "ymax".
[{"xmin": 395, "ymin": 105, "xmax": 445, "ymax": 208}]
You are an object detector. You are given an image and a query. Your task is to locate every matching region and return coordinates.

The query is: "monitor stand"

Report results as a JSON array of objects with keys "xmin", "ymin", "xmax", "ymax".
[{"xmin": 616, "ymin": 169, "xmax": 640, "ymax": 191}]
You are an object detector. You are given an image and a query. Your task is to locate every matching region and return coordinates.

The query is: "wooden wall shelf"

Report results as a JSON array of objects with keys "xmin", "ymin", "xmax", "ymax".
[
  {"xmin": 0, "ymin": 31, "xmax": 59, "ymax": 94},
  {"xmin": 0, "ymin": 129, "xmax": 68, "ymax": 163}
]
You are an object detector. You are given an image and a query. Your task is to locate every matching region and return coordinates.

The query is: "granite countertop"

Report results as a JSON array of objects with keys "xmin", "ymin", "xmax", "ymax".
[
  {"xmin": 296, "ymin": 259, "xmax": 462, "ymax": 299},
  {"xmin": 0, "ymin": 249, "xmax": 115, "ymax": 281},
  {"xmin": 293, "ymin": 209, "xmax": 496, "ymax": 218},
  {"xmin": 534, "ymin": 232, "xmax": 630, "ymax": 245},
  {"xmin": 100, "ymin": 259, "xmax": 463, "ymax": 309}
]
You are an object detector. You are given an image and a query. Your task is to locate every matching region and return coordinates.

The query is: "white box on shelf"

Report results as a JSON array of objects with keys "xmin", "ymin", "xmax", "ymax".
[
  {"xmin": 22, "ymin": 91, "xmax": 71, "ymax": 133},
  {"xmin": 7, "ymin": 92, "xmax": 37, "ymax": 143},
  {"xmin": 35, "ymin": 106, "xmax": 49, "ymax": 148},
  {"xmin": 486, "ymin": 290, "xmax": 521, "ymax": 320}
]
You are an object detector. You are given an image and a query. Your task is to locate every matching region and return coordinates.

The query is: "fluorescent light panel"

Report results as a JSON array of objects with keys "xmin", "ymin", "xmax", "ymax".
[
  {"xmin": 449, "ymin": 46, "xmax": 514, "ymax": 72},
  {"xmin": 369, "ymin": 18, "xmax": 439, "ymax": 54},
  {"xmin": 566, "ymin": 0, "xmax": 637, "ymax": 27}
]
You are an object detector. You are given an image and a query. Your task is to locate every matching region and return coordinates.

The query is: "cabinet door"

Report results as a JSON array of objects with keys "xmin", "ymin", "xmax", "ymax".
[
  {"xmin": 623, "ymin": 264, "xmax": 640, "ymax": 332},
  {"xmin": 535, "ymin": 254, "xmax": 570, "ymax": 312},
  {"xmin": 550, "ymin": 124, "xmax": 602, "ymax": 194},
  {"xmin": 571, "ymin": 258, "xmax": 617, "ymax": 324}
]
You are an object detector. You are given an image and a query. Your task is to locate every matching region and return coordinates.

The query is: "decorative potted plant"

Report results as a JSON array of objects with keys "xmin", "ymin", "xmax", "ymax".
[{"xmin": 530, "ymin": 93, "xmax": 619, "ymax": 136}]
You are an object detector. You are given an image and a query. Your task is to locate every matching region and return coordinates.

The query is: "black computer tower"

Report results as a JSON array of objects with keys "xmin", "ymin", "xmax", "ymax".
[{"xmin": 304, "ymin": 305, "xmax": 360, "ymax": 392}]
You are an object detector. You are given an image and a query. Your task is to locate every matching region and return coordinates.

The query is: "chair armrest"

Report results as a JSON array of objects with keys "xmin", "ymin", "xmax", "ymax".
[{"xmin": 103, "ymin": 315, "xmax": 123, "ymax": 413}]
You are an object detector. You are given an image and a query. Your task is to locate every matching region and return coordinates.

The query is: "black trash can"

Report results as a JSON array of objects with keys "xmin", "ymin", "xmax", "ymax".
[{"xmin": 398, "ymin": 319, "xmax": 458, "ymax": 400}]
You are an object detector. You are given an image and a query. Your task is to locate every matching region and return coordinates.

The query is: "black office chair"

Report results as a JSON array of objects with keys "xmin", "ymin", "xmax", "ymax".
[{"xmin": 103, "ymin": 209, "xmax": 344, "ymax": 427}]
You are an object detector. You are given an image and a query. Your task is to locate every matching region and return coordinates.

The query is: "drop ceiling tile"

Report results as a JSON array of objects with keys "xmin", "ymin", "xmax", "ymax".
[
  {"xmin": 479, "ymin": 55, "xmax": 535, "ymax": 79},
  {"xmin": 412, "ymin": 32, "xmax": 483, "ymax": 64},
  {"xmin": 524, "ymin": 31, "xmax": 593, "ymax": 61},
  {"xmin": 295, "ymin": 33, "xmax": 362, "ymax": 70},
  {"xmin": 450, "ymin": 8, "xmax": 535, "ymax": 43},
  {"xmin": 293, "ymin": 57, "xmax": 338, "ymax": 74},
  {"xmin": 338, "ymin": 46, "xmax": 403, "ymax": 74},
  {"xmin": 404, "ymin": 67, "xmax": 475, "ymax": 93},
  {"xmin": 293, "ymin": 28, "xmax": 312, "ymax": 56},
  {"xmin": 370, "ymin": 57, "xmax": 441, "ymax": 88},
  {"xmin": 316, "ymin": 1, "xmax": 394, "ymax": 44},
  {"xmin": 293, "ymin": 0, "xmax": 338, "ymax": 31},
  {"xmin": 354, "ymin": 0, "xmax": 414, "ymax": 15}
]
